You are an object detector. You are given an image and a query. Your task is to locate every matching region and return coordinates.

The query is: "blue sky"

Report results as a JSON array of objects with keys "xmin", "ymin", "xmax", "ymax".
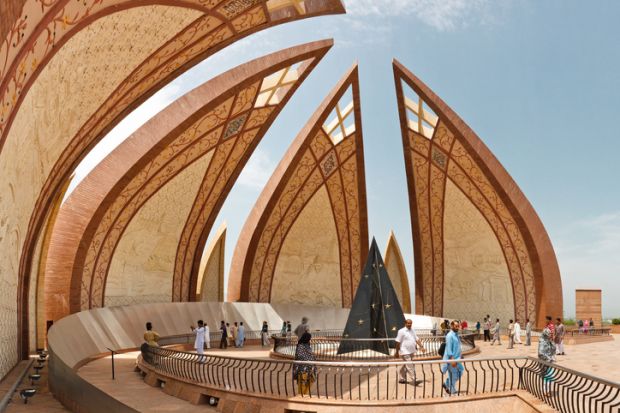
[{"xmin": 72, "ymin": 0, "xmax": 620, "ymax": 318}]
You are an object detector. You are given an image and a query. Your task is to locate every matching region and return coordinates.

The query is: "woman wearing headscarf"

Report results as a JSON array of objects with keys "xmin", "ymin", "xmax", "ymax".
[
  {"xmin": 292, "ymin": 332, "xmax": 317, "ymax": 396},
  {"xmin": 538, "ymin": 316, "xmax": 557, "ymax": 396},
  {"xmin": 143, "ymin": 322, "xmax": 160, "ymax": 346},
  {"xmin": 142, "ymin": 321, "xmax": 160, "ymax": 364}
]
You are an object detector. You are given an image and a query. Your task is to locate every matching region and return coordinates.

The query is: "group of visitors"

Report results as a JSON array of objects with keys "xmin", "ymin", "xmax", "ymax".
[
  {"xmin": 395, "ymin": 318, "xmax": 463, "ymax": 395},
  {"xmin": 141, "ymin": 312, "xmax": 574, "ymax": 399},
  {"xmin": 480, "ymin": 315, "xmax": 533, "ymax": 347},
  {"xmin": 538, "ymin": 316, "xmax": 562, "ymax": 396},
  {"xmin": 577, "ymin": 318, "xmax": 595, "ymax": 334},
  {"xmin": 218, "ymin": 320, "xmax": 246, "ymax": 349}
]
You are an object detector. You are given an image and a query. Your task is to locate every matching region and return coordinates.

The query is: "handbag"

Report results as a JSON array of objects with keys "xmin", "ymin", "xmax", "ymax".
[{"xmin": 438, "ymin": 342, "xmax": 446, "ymax": 357}]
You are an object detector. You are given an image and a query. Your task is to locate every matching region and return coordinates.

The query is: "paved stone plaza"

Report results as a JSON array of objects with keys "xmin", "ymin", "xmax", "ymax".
[{"xmin": 5, "ymin": 336, "xmax": 617, "ymax": 412}]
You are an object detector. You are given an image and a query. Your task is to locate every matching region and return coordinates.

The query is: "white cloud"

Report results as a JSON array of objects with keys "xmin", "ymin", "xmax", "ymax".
[
  {"xmin": 343, "ymin": 0, "xmax": 500, "ymax": 32},
  {"xmin": 237, "ymin": 149, "xmax": 275, "ymax": 191}
]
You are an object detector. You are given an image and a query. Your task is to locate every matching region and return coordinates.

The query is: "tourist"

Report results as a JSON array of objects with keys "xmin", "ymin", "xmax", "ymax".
[
  {"xmin": 394, "ymin": 319, "xmax": 425, "ymax": 384},
  {"xmin": 525, "ymin": 318, "xmax": 532, "ymax": 346},
  {"xmin": 226, "ymin": 322, "xmax": 233, "ymax": 346},
  {"xmin": 589, "ymin": 318, "xmax": 595, "ymax": 334},
  {"xmin": 483, "ymin": 317, "xmax": 491, "ymax": 342},
  {"xmin": 490, "ymin": 318, "xmax": 501, "ymax": 345},
  {"xmin": 294, "ymin": 317, "xmax": 310, "ymax": 337},
  {"xmin": 584, "ymin": 318, "xmax": 589, "ymax": 334},
  {"xmin": 555, "ymin": 318, "xmax": 565, "ymax": 355},
  {"xmin": 219, "ymin": 321, "xmax": 228, "ymax": 349},
  {"xmin": 431, "ymin": 321, "xmax": 438, "ymax": 336},
  {"xmin": 236, "ymin": 321, "xmax": 245, "ymax": 348},
  {"xmin": 231, "ymin": 322, "xmax": 238, "ymax": 347},
  {"xmin": 143, "ymin": 322, "xmax": 160, "ymax": 347},
  {"xmin": 475, "ymin": 320, "xmax": 481, "ymax": 337},
  {"xmin": 538, "ymin": 317, "xmax": 556, "ymax": 396},
  {"xmin": 442, "ymin": 320, "xmax": 464, "ymax": 395},
  {"xmin": 578, "ymin": 319, "xmax": 584, "ymax": 334},
  {"xmin": 546, "ymin": 316, "xmax": 556, "ymax": 342},
  {"xmin": 287, "ymin": 321, "xmax": 292, "ymax": 339},
  {"xmin": 460, "ymin": 319, "xmax": 468, "ymax": 331},
  {"xmin": 280, "ymin": 321, "xmax": 287, "ymax": 337},
  {"xmin": 293, "ymin": 332, "xmax": 317, "ymax": 396},
  {"xmin": 508, "ymin": 319, "xmax": 515, "ymax": 349},
  {"xmin": 204, "ymin": 321, "xmax": 210, "ymax": 349},
  {"xmin": 514, "ymin": 319, "xmax": 522, "ymax": 344},
  {"xmin": 440, "ymin": 319, "xmax": 447, "ymax": 335},
  {"xmin": 191, "ymin": 320, "xmax": 206, "ymax": 359},
  {"xmin": 261, "ymin": 321, "xmax": 270, "ymax": 346}
]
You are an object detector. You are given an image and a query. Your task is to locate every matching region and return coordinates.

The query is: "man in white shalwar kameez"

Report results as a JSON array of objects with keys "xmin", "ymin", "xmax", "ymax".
[
  {"xmin": 192, "ymin": 320, "xmax": 206, "ymax": 360},
  {"xmin": 204, "ymin": 322, "xmax": 210, "ymax": 349},
  {"xmin": 513, "ymin": 320, "xmax": 522, "ymax": 344}
]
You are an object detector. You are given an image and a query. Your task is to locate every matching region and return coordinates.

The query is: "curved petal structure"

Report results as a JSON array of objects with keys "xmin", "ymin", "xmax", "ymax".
[
  {"xmin": 44, "ymin": 40, "xmax": 332, "ymax": 327},
  {"xmin": 229, "ymin": 64, "xmax": 368, "ymax": 307},
  {"xmin": 384, "ymin": 230, "xmax": 412, "ymax": 314},
  {"xmin": 393, "ymin": 60, "xmax": 562, "ymax": 326},
  {"xmin": 196, "ymin": 222, "xmax": 227, "ymax": 302}
]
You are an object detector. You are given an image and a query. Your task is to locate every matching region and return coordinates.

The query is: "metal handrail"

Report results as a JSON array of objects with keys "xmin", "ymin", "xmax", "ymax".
[
  {"xmin": 272, "ymin": 333, "xmax": 477, "ymax": 360},
  {"xmin": 565, "ymin": 328, "xmax": 611, "ymax": 336},
  {"xmin": 140, "ymin": 344, "xmax": 620, "ymax": 411}
]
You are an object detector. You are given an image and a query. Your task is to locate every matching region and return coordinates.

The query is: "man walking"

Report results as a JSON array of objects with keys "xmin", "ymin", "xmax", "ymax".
[
  {"xmin": 231, "ymin": 322, "xmax": 238, "ymax": 347},
  {"xmin": 191, "ymin": 320, "xmax": 206, "ymax": 360},
  {"xmin": 394, "ymin": 319, "xmax": 425, "ymax": 384},
  {"xmin": 219, "ymin": 321, "xmax": 228, "ymax": 349},
  {"xmin": 490, "ymin": 318, "xmax": 501, "ymax": 345},
  {"xmin": 525, "ymin": 318, "xmax": 532, "ymax": 346},
  {"xmin": 507, "ymin": 319, "xmax": 515, "ymax": 349},
  {"xmin": 514, "ymin": 319, "xmax": 522, "ymax": 344},
  {"xmin": 483, "ymin": 317, "xmax": 491, "ymax": 342},
  {"xmin": 442, "ymin": 320, "xmax": 464, "ymax": 395},
  {"xmin": 236, "ymin": 321, "xmax": 245, "ymax": 348}
]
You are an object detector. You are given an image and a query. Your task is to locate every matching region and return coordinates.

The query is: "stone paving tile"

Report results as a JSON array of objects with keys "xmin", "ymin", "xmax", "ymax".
[{"xmin": 471, "ymin": 334, "xmax": 620, "ymax": 382}]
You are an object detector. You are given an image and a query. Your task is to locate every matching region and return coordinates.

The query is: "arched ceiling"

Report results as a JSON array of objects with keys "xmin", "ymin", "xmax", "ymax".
[
  {"xmin": 0, "ymin": 0, "xmax": 344, "ymax": 363},
  {"xmin": 44, "ymin": 40, "xmax": 332, "ymax": 325}
]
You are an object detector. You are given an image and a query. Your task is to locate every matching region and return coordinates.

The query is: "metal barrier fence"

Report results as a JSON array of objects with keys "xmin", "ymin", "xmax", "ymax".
[
  {"xmin": 139, "ymin": 345, "xmax": 620, "ymax": 411},
  {"xmin": 272, "ymin": 333, "xmax": 477, "ymax": 360},
  {"xmin": 158, "ymin": 329, "xmax": 346, "ymax": 347},
  {"xmin": 565, "ymin": 328, "xmax": 611, "ymax": 336}
]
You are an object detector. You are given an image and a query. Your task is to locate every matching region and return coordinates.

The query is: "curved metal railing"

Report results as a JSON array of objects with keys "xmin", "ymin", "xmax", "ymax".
[
  {"xmin": 158, "ymin": 329, "xmax": 347, "ymax": 347},
  {"xmin": 271, "ymin": 333, "xmax": 477, "ymax": 360},
  {"xmin": 565, "ymin": 328, "xmax": 611, "ymax": 336},
  {"xmin": 139, "ymin": 346, "xmax": 620, "ymax": 411}
]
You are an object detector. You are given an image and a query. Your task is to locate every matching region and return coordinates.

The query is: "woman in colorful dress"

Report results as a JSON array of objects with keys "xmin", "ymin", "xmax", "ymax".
[
  {"xmin": 538, "ymin": 316, "xmax": 557, "ymax": 396},
  {"xmin": 292, "ymin": 332, "xmax": 317, "ymax": 396},
  {"xmin": 143, "ymin": 322, "xmax": 160, "ymax": 346}
]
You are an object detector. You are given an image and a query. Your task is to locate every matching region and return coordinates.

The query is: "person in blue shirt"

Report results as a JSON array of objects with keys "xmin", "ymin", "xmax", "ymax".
[{"xmin": 442, "ymin": 320, "xmax": 464, "ymax": 395}]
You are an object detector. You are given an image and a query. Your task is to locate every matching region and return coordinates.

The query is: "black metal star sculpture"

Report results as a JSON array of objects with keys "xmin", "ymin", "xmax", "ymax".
[{"xmin": 338, "ymin": 237, "xmax": 406, "ymax": 355}]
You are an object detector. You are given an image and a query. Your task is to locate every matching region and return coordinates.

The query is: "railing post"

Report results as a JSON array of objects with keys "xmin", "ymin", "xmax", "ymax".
[{"xmin": 105, "ymin": 347, "xmax": 116, "ymax": 380}]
